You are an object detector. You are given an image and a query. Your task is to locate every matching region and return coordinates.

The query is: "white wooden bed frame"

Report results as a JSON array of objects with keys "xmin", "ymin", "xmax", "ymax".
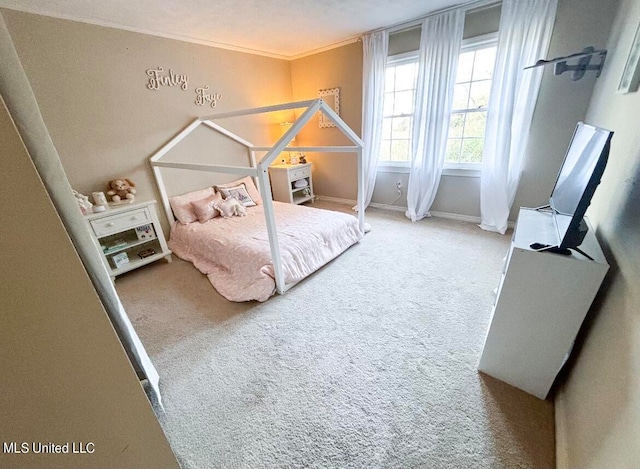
[{"xmin": 149, "ymin": 99, "xmax": 365, "ymax": 295}]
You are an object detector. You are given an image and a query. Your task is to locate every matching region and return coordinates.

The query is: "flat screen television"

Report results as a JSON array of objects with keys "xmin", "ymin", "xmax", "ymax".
[{"xmin": 549, "ymin": 122, "xmax": 613, "ymax": 250}]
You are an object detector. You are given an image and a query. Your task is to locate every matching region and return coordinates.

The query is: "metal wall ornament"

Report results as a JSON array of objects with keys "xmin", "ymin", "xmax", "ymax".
[
  {"xmin": 524, "ymin": 47, "xmax": 607, "ymax": 81},
  {"xmin": 146, "ymin": 67, "xmax": 188, "ymax": 91},
  {"xmin": 318, "ymin": 88, "xmax": 340, "ymax": 128}
]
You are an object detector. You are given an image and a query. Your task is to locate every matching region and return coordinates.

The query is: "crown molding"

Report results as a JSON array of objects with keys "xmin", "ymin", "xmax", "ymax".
[
  {"xmin": 0, "ymin": 5, "xmax": 295, "ymax": 60},
  {"xmin": 288, "ymin": 37, "xmax": 361, "ymax": 61}
]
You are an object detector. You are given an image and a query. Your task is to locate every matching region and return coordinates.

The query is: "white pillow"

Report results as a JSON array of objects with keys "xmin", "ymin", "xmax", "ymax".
[
  {"xmin": 215, "ymin": 176, "xmax": 262, "ymax": 205},
  {"xmin": 215, "ymin": 197, "xmax": 247, "ymax": 218},
  {"xmin": 218, "ymin": 184, "xmax": 257, "ymax": 207}
]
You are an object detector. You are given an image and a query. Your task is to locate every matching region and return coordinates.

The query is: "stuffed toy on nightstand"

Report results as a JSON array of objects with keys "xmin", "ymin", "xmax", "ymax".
[{"xmin": 107, "ymin": 178, "xmax": 136, "ymax": 203}]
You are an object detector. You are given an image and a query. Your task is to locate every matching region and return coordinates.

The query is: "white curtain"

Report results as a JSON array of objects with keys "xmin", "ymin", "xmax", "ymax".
[
  {"xmin": 480, "ymin": 0, "xmax": 558, "ymax": 234},
  {"xmin": 405, "ymin": 10, "xmax": 465, "ymax": 222},
  {"xmin": 360, "ymin": 30, "xmax": 388, "ymax": 209}
]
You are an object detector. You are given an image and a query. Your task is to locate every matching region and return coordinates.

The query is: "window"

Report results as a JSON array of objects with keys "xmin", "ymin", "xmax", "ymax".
[
  {"xmin": 445, "ymin": 35, "xmax": 497, "ymax": 166},
  {"xmin": 379, "ymin": 53, "xmax": 419, "ymax": 165},
  {"xmin": 378, "ymin": 34, "xmax": 497, "ymax": 170}
]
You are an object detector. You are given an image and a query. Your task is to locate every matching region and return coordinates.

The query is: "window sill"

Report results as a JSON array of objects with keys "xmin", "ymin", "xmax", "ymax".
[
  {"xmin": 377, "ymin": 164, "xmax": 481, "ymax": 177},
  {"xmin": 442, "ymin": 166, "xmax": 481, "ymax": 178},
  {"xmin": 377, "ymin": 164, "xmax": 410, "ymax": 173}
]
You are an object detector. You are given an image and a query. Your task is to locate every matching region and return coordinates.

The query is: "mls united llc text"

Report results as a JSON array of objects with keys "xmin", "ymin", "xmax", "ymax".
[{"xmin": 3, "ymin": 441, "xmax": 95, "ymax": 454}]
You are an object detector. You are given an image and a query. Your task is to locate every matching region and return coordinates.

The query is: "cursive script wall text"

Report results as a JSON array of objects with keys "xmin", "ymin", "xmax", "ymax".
[
  {"xmin": 195, "ymin": 86, "xmax": 222, "ymax": 108},
  {"xmin": 146, "ymin": 67, "xmax": 188, "ymax": 91}
]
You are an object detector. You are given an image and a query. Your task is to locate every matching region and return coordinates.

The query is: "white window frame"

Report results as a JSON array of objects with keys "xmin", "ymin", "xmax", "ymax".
[
  {"xmin": 377, "ymin": 51, "xmax": 418, "ymax": 173},
  {"xmin": 443, "ymin": 32, "xmax": 498, "ymax": 177},
  {"xmin": 376, "ymin": 33, "xmax": 498, "ymax": 177}
]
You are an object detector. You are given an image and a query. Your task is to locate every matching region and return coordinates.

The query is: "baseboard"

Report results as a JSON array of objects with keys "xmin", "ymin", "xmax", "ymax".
[
  {"xmin": 369, "ymin": 203, "xmax": 484, "ymax": 224},
  {"xmin": 431, "ymin": 211, "xmax": 516, "ymax": 229},
  {"xmin": 315, "ymin": 195, "xmax": 356, "ymax": 206},
  {"xmin": 430, "ymin": 210, "xmax": 482, "ymax": 224},
  {"xmin": 317, "ymin": 196, "xmax": 515, "ymax": 228},
  {"xmin": 432, "ymin": 211, "xmax": 516, "ymax": 229},
  {"xmin": 368, "ymin": 202, "xmax": 406, "ymax": 213},
  {"xmin": 555, "ymin": 388, "xmax": 570, "ymax": 469}
]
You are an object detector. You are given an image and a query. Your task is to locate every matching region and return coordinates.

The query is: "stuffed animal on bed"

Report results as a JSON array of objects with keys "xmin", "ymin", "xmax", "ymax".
[
  {"xmin": 215, "ymin": 197, "xmax": 246, "ymax": 218},
  {"xmin": 107, "ymin": 178, "xmax": 136, "ymax": 203}
]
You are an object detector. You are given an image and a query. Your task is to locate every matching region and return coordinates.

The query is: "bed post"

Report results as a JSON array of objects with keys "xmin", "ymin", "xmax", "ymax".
[
  {"xmin": 152, "ymin": 165, "xmax": 175, "ymax": 225},
  {"xmin": 149, "ymin": 118, "xmax": 203, "ymax": 224},
  {"xmin": 256, "ymin": 165, "xmax": 286, "ymax": 294},
  {"xmin": 356, "ymin": 146, "xmax": 365, "ymax": 233},
  {"xmin": 318, "ymin": 99, "xmax": 366, "ymax": 233},
  {"xmin": 249, "ymin": 149, "xmax": 259, "ymax": 194}
]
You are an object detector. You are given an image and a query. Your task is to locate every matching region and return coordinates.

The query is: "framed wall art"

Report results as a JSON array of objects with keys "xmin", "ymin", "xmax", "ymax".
[
  {"xmin": 318, "ymin": 88, "xmax": 340, "ymax": 128},
  {"xmin": 618, "ymin": 21, "xmax": 640, "ymax": 93}
]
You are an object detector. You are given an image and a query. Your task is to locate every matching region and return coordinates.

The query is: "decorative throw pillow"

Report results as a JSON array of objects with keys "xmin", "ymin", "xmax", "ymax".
[
  {"xmin": 191, "ymin": 192, "xmax": 223, "ymax": 223},
  {"xmin": 169, "ymin": 187, "xmax": 215, "ymax": 224},
  {"xmin": 217, "ymin": 184, "xmax": 257, "ymax": 207},
  {"xmin": 215, "ymin": 197, "xmax": 247, "ymax": 218},
  {"xmin": 215, "ymin": 176, "xmax": 262, "ymax": 205}
]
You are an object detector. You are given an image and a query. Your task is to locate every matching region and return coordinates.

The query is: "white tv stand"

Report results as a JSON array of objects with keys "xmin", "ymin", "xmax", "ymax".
[{"xmin": 478, "ymin": 207, "xmax": 608, "ymax": 399}]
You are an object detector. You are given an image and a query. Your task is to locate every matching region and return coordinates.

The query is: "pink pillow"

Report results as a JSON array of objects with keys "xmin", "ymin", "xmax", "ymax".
[
  {"xmin": 215, "ymin": 176, "xmax": 262, "ymax": 205},
  {"xmin": 169, "ymin": 187, "xmax": 215, "ymax": 224},
  {"xmin": 191, "ymin": 192, "xmax": 223, "ymax": 223}
]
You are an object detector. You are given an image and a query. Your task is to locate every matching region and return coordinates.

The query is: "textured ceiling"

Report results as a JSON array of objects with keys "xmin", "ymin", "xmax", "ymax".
[{"xmin": 0, "ymin": 0, "xmax": 469, "ymax": 59}]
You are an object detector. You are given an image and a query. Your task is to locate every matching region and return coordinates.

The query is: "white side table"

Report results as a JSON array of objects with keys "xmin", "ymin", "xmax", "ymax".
[
  {"xmin": 268, "ymin": 163, "xmax": 315, "ymax": 204},
  {"xmin": 85, "ymin": 200, "xmax": 172, "ymax": 279}
]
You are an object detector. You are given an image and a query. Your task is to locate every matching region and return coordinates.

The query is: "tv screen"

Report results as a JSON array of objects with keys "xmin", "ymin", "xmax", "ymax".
[{"xmin": 550, "ymin": 122, "xmax": 613, "ymax": 249}]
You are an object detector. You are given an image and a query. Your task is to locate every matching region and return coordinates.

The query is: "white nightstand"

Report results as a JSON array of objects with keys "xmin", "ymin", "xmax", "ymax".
[
  {"xmin": 85, "ymin": 200, "xmax": 172, "ymax": 279},
  {"xmin": 268, "ymin": 163, "xmax": 315, "ymax": 204}
]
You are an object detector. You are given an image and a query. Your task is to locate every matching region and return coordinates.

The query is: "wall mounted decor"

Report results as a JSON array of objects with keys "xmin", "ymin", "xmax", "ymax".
[
  {"xmin": 146, "ymin": 67, "xmax": 188, "ymax": 91},
  {"xmin": 195, "ymin": 86, "xmax": 222, "ymax": 107},
  {"xmin": 318, "ymin": 88, "xmax": 340, "ymax": 128},
  {"xmin": 618, "ymin": 21, "xmax": 640, "ymax": 93},
  {"xmin": 525, "ymin": 46, "xmax": 607, "ymax": 81}
]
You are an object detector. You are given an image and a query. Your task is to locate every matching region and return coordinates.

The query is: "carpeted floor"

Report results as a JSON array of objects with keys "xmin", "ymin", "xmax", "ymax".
[{"xmin": 116, "ymin": 203, "xmax": 555, "ymax": 469}]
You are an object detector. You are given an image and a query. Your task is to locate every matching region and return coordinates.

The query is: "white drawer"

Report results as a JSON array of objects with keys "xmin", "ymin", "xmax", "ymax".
[
  {"xmin": 91, "ymin": 207, "xmax": 151, "ymax": 238},
  {"xmin": 289, "ymin": 165, "xmax": 310, "ymax": 181}
]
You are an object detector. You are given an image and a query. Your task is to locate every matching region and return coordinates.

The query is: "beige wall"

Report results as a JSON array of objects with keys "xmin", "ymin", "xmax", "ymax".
[
  {"xmin": 555, "ymin": 0, "xmax": 640, "ymax": 466},
  {"xmin": 510, "ymin": 0, "xmax": 617, "ymax": 220},
  {"xmin": 0, "ymin": 96, "xmax": 178, "ymax": 468},
  {"xmin": 372, "ymin": 0, "xmax": 616, "ymax": 219},
  {"xmin": 0, "ymin": 2, "xmax": 615, "ymax": 222},
  {"xmin": 386, "ymin": 5, "xmax": 501, "ymax": 57},
  {"xmin": 290, "ymin": 41, "xmax": 363, "ymax": 200},
  {"xmin": 2, "ymin": 9, "xmax": 293, "ymax": 230}
]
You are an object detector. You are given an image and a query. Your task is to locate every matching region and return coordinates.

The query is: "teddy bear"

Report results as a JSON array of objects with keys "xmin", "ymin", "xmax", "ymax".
[{"xmin": 107, "ymin": 178, "xmax": 136, "ymax": 203}]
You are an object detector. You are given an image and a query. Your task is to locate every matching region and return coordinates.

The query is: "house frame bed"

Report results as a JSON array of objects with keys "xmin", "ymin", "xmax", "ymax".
[{"xmin": 149, "ymin": 99, "xmax": 365, "ymax": 295}]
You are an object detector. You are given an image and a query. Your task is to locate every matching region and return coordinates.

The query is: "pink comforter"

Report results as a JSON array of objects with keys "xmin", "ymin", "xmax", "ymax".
[{"xmin": 168, "ymin": 202, "xmax": 363, "ymax": 302}]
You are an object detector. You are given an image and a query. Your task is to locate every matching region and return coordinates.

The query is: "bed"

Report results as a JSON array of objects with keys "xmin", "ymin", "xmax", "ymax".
[
  {"xmin": 168, "ymin": 201, "xmax": 362, "ymax": 302},
  {"xmin": 149, "ymin": 99, "xmax": 366, "ymax": 299}
]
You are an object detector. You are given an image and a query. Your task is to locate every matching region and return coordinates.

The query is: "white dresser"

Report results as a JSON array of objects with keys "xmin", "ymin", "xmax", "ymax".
[
  {"xmin": 85, "ymin": 200, "xmax": 172, "ymax": 279},
  {"xmin": 478, "ymin": 208, "xmax": 609, "ymax": 399}
]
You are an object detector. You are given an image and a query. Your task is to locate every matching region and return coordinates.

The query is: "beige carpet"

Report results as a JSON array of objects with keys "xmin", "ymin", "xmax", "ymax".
[{"xmin": 117, "ymin": 203, "xmax": 555, "ymax": 469}]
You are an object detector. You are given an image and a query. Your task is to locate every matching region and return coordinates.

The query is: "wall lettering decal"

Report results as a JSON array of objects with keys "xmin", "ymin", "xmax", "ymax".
[
  {"xmin": 195, "ymin": 86, "xmax": 222, "ymax": 108},
  {"xmin": 146, "ymin": 67, "xmax": 188, "ymax": 90}
]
